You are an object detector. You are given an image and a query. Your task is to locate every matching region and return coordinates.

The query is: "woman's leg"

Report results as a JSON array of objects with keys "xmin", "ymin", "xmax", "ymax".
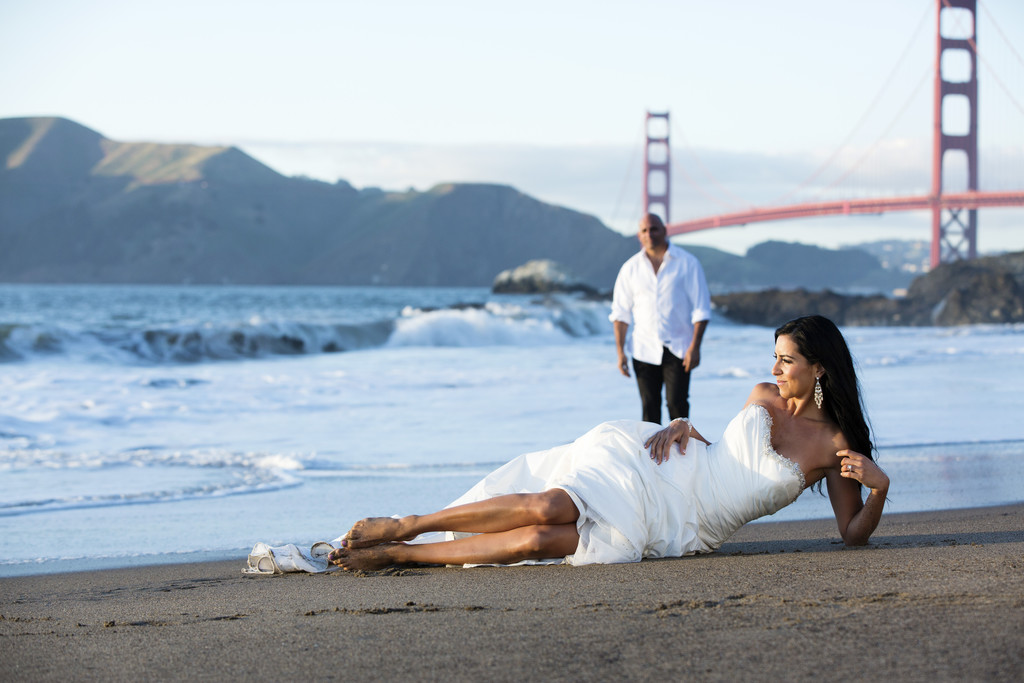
[
  {"xmin": 343, "ymin": 489, "xmax": 579, "ymax": 548},
  {"xmin": 328, "ymin": 523, "xmax": 581, "ymax": 571}
]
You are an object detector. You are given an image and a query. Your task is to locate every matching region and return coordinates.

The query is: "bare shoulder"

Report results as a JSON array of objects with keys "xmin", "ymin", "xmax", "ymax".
[
  {"xmin": 830, "ymin": 429, "xmax": 850, "ymax": 453},
  {"xmin": 812, "ymin": 426, "xmax": 848, "ymax": 472},
  {"xmin": 745, "ymin": 382, "xmax": 781, "ymax": 407},
  {"xmin": 804, "ymin": 421, "xmax": 849, "ymax": 480}
]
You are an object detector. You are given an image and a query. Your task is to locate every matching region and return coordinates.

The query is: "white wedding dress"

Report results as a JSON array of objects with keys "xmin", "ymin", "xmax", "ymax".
[
  {"xmin": 244, "ymin": 404, "xmax": 806, "ymax": 573},
  {"xmin": 446, "ymin": 404, "xmax": 807, "ymax": 565}
]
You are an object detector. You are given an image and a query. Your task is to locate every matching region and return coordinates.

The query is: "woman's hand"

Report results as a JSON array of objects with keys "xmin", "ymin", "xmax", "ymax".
[
  {"xmin": 644, "ymin": 419, "xmax": 691, "ymax": 465},
  {"xmin": 834, "ymin": 449, "xmax": 890, "ymax": 546},
  {"xmin": 837, "ymin": 449, "xmax": 890, "ymax": 493}
]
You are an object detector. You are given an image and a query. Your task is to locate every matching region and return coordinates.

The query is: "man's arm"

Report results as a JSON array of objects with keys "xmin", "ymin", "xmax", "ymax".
[
  {"xmin": 609, "ymin": 261, "xmax": 634, "ymax": 378},
  {"xmin": 681, "ymin": 253, "xmax": 711, "ymax": 373},
  {"xmin": 682, "ymin": 319, "xmax": 707, "ymax": 372},
  {"xmin": 614, "ymin": 320, "xmax": 630, "ymax": 377}
]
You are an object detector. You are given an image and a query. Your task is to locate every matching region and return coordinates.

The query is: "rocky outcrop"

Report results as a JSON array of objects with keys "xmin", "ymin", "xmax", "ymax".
[
  {"xmin": 492, "ymin": 259, "xmax": 599, "ymax": 295},
  {"xmin": 711, "ymin": 289, "xmax": 891, "ymax": 328},
  {"xmin": 899, "ymin": 252, "xmax": 1024, "ymax": 325},
  {"xmin": 712, "ymin": 250, "xmax": 1024, "ymax": 327}
]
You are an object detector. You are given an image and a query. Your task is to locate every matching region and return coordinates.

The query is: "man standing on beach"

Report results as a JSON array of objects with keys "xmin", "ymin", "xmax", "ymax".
[{"xmin": 610, "ymin": 213, "xmax": 711, "ymax": 424}]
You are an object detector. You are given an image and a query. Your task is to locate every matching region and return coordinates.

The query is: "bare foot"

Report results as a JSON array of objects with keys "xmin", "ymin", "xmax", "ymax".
[
  {"xmin": 343, "ymin": 516, "xmax": 416, "ymax": 548},
  {"xmin": 327, "ymin": 544, "xmax": 398, "ymax": 572}
]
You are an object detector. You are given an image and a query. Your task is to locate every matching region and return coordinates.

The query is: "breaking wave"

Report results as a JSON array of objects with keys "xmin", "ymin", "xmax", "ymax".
[{"xmin": 0, "ymin": 296, "xmax": 612, "ymax": 364}]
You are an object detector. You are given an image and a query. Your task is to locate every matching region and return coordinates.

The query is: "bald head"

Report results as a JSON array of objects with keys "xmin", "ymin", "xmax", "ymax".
[
  {"xmin": 637, "ymin": 213, "xmax": 668, "ymax": 253},
  {"xmin": 640, "ymin": 213, "xmax": 665, "ymax": 230}
]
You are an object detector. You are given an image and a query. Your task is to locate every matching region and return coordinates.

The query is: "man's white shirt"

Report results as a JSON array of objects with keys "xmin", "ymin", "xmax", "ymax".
[{"xmin": 609, "ymin": 244, "xmax": 712, "ymax": 364}]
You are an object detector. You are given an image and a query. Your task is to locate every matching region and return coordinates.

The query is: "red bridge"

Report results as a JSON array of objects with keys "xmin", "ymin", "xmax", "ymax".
[{"xmin": 643, "ymin": 0, "xmax": 1024, "ymax": 268}]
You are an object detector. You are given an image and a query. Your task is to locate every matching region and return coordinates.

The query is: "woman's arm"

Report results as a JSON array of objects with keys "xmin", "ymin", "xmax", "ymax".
[
  {"xmin": 646, "ymin": 383, "xmax": 775, "ymax": 465},
  {"xmin": 644, "ymin": 419, "xmax": 709, "ymax": 464},
  {"xmin": 826, "ymin": 451, "xmax": 890, "ymax": 545}
]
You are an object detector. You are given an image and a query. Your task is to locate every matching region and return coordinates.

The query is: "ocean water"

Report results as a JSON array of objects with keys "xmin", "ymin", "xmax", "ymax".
[{"xmin": 1, "ymin": 283, "xmax": 1022, "ymax": 577}]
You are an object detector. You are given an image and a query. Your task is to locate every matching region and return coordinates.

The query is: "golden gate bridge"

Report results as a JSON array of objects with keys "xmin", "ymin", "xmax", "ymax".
[{"xmin": 641, "ymin": 0, "xmax": 1024, "ymax": 268}]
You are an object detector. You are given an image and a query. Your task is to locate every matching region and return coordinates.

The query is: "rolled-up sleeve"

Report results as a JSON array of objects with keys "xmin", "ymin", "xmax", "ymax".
[
  {"xmin": 687, "ymin": 259, "xmax": 712, "ymax": 323},
  {"xmin": 609, "ymin": 262, "xmax": 634, "ymax": 325}
]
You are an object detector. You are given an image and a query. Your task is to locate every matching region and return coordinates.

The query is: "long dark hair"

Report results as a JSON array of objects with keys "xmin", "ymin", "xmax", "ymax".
[{"xmin": 775, "ymin": 315, "xmax": 874, "ymax": 461}]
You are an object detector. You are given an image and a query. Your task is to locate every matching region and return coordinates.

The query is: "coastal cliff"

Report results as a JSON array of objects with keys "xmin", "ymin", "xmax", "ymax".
[
  {"xmin": 1, "ymin": 116, "xmax": 918, "ymax": 293},
  {"xmin": 712, "ymin": 250, "xmax": 1024, "ymax": 327},
  {"xmin": 0, "ymin": 117, "xmax": 637, "ymax": 288}
]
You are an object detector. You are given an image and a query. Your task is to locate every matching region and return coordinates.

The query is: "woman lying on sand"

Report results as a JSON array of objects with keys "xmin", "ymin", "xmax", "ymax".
[{"xmin": 328, "ymin": 315, "xmax": 890, "ymax": 571}]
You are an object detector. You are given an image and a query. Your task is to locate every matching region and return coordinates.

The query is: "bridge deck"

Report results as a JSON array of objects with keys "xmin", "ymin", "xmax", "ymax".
[{"xmin": 666, "ymin": 191, "xmax": 1024, "ymax": 235}]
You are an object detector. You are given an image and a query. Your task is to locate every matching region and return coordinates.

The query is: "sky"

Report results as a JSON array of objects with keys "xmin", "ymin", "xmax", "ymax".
[{"xmin": 2, "ymin": 0, "xmax": 1023, "ymax": 255}]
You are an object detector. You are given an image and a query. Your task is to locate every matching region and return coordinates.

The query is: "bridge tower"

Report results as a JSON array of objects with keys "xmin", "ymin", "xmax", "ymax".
[
  {"xmin": 643, "ymin": 111, "xmax": 671, "ymax": 222},
  {"xmin": 932, "ymin": 0, "xmax": 979, "ymax": 267}
]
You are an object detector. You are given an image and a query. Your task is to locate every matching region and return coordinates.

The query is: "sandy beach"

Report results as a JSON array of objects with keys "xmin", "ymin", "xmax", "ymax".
[{"xmin": 2, "ymin": 503, "xmax": 1022, "ymax": 681}]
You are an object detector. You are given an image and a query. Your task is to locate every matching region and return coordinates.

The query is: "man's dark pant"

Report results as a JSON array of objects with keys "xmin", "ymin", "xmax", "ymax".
[{"xmin": 632, "ymin": 346, "xmax": 691, "ymax": 424}]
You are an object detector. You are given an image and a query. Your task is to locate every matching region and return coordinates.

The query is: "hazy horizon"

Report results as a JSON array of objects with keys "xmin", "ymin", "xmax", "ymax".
[{"xmin": 3, "ymin": 1, "xmax": 1023, "ymax": 255}]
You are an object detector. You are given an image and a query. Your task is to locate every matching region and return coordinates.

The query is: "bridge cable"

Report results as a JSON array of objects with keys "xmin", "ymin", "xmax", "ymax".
[
  {"xmin": 980, "ymin": 1, "xmax": 1024, "ymax": 70},
  {"xmin": 977, "ymin": 1, "xmax": 1024, "ymax": 191},
  {"xmin": 975, "ymin": 2, "xmax": 1024, "ymax": 120},
  {"xmin": 941, "ymin": 0, "xmax": 1024, "ymax": 193},
  {"xmin": 670, "ymin": 118, "xmax": 753, "ymax": 210},
  {"xmin": 666, "ymin": 0, "xmax": 934, "ymax": 214},
  {"xmin": 610, "ymin": 120, "xmax": 647, "ymax": 228},
  {"xmin": 771, "ymin": 0, "xmax": 934, "ymax": 204},
  {"xmin": 819, "ymin": 67, "xmax": 932, "ymax": 192},
  {"xmin": 670, "ymin": 134, "xmax": 750, "ymax": 210}
]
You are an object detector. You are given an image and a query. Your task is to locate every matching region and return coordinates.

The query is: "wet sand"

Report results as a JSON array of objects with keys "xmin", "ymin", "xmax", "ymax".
[{"xmin": 2, "ymin": 503, "xmax": 1022, "ymax": 681}]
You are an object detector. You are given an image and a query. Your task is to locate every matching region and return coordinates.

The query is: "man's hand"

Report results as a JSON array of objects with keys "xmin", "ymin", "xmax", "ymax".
[
  {"xmin": 617, "ymin": 352, "xmax": 630, "ymax": 377},
  {"xmin": 682, "ymin": 320, "xmax": 708, "ymax": 373},
  {"xmin": 682, "ymin": 347, "xmax": 701, "ymax": 373}
]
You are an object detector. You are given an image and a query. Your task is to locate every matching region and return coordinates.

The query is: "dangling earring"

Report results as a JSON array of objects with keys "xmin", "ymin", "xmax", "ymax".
[{"xmin": 814, "ymin": 376, "xmax": 824, "ymax": 410}]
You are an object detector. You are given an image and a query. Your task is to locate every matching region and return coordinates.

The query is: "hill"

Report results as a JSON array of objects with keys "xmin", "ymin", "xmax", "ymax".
[
  {"xmin": 0, "ymin": 116, "xmax": 911, "ymax": 291},
  {"xmin": 0, "ymin": 117, "xmax": 639, "ymax": 287}
]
